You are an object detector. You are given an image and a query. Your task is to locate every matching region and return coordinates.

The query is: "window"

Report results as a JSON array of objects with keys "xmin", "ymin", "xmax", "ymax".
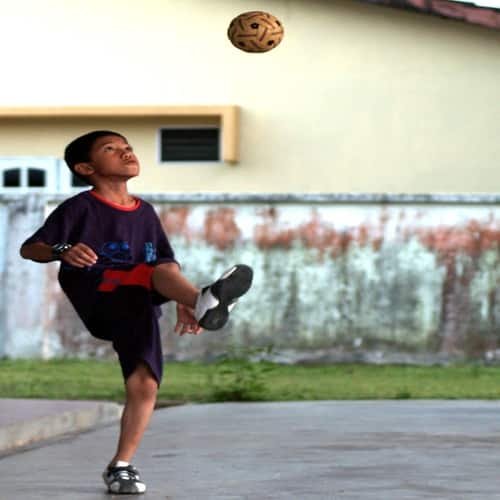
[
  {"xmin": 159, "ymin": 127, "xmax": 220, "ymax": 162},
  {"xmin": 1, "ymin": 167, "xmax": 46, "ymax": 188},
  {"xmin": 0, "ymin": 157, "xmax": 91, "ymax": 194},
  {"xmin": 3, "ymin": 168, "xmax": 21, "ymax": 187},
  {"xmin": 0, "ymin": 158, "xmax": 58, "ymax": 193},
  {"xmin": 28, "ymin": 168, "xmax": 46, "ymax": 187},
  {"xmin": 0, "ymin": 166, "xmax": 47, "ymax": 191}
]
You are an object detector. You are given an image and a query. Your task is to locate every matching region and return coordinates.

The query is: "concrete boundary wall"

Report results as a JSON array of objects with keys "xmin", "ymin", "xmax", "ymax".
[
  {"xmin": 1, "ymin": 193, "xmax": 499, "ymax": 364},
  {"xmin": 32, "ymin": 193, "xmax": 500, "ymax": 205}
]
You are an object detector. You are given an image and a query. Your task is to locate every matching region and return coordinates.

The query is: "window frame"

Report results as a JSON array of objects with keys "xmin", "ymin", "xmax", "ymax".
[
  {"xmin": 0, "ymin": 157, "xmax": 57, "ymax": 194},
  {"xmin": 157, "ymin": 124, "xmax": 223, "ymax": 165},
  {"xmin": 0, "ymin": 157, "xmax": 88, "ymax": 194}
]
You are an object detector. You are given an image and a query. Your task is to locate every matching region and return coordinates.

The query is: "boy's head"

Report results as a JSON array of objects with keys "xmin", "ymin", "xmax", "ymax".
[{"xmin": 64, "ymin": 130, "xmax": 139, "ymax": 186}]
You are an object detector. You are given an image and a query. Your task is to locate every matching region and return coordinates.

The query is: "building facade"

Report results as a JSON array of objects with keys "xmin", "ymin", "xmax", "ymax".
[
  {"xmin": 0, "ymin": 0, "xmax": 498, "ymax": 195},
  {"xmin": 0, "ymin": 0, "xmax": 499, "ymax": 360}
]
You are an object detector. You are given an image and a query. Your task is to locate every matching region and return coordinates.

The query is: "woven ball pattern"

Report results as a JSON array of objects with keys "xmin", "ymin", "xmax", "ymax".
[{"xmin": 228, "ymin": 11, "xmax": 284, "ymax": 53}]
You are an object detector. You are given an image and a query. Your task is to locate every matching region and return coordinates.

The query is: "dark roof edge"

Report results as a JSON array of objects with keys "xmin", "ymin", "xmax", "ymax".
[{"xmin": 355, "ymin": 0, "xmax": 500, "ymax": 30}]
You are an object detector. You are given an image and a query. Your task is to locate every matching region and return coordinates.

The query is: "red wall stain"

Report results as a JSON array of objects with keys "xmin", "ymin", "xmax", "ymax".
[
  {"xmin": 254, "ymin": 207, "xmax": 296, "ymax": 249},
  {"xmin": 417, "ymin": 221, "xmax": 500, "ymax": 260},
  {"xmin": 416, "ymin": 220, "xmax": 500, "ymax": 354},
  {"xmin": 204, "ymin": 207, "xmax": 241, "ymax": 250},
  {"xmin": 255, "ymin": 209, "xmax": 360, "ymax": 258},
  {"xmin": 159, "ymin": 206, "xmax": 192, "ymax": 241}
]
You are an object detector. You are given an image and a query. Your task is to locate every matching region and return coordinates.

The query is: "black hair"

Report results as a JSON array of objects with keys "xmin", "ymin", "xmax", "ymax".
[{"xmin": 64, "ymin": 130, "xmax": 128, "ymax": 186}]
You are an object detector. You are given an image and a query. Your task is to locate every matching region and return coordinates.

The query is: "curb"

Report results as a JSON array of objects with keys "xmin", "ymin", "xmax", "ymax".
[{"xmin": 0, "ymin": 401, "xmax": 123, "ymax": 454}]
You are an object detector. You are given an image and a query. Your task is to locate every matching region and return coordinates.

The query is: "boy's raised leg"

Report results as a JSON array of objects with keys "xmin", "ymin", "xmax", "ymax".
[
  {"xmin": 151, "ymin": 262, "xmax": 253, "ymax": 330},
  {"xmin": 151, "ymin": 262, "xmax": 199, "ymax": 308}
]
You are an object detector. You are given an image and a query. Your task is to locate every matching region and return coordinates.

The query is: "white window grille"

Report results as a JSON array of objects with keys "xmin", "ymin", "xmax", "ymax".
[{"xmin": 0, "ymin": 157, "xmax": 87, "ymax": 194}]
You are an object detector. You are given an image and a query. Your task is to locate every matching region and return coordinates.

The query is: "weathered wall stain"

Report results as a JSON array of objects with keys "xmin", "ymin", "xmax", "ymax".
[
  {"xmin": 158, "ymin": 206, "xmax": 191, "ymax": 239},
  {"xmin": 417, "ymin": 221, "xmax": 500, "ymax": 356},
  {"xmin": 2, "ymin": 195, "xmax": 500, "ymax": 363},
  {"xmin": 203, "ymin": 207, "xmax": 240, "ymax": 251},
  {"xmin": 158, "ymin": 203, "xmax": 500, "ymax": 362}
]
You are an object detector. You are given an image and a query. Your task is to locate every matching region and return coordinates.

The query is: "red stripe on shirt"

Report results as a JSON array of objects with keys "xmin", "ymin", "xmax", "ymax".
[{"xmin": 98, "ymin": 263, "xmax": 154, "ymax": 292}]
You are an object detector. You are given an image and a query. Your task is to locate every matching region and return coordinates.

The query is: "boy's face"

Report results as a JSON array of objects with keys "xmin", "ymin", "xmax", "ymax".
[{"xmin": 75, "ymin": 135, "xmax": 140, "ymax": 184}]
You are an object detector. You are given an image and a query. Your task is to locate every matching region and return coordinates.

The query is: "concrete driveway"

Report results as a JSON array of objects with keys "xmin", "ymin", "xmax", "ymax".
[{"xmin": 1, "ymin": 400, "xmax": 500, "ymax": 499}]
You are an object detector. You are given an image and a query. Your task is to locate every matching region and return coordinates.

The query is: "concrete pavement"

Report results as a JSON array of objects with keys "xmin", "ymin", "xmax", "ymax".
[
  {"xmin": 1, "ymin": 400, "xmax": 500, "ymax": 499},
  {"xmin": 0, "ymin": 399, "xmax": 123, "ymax": 454}
]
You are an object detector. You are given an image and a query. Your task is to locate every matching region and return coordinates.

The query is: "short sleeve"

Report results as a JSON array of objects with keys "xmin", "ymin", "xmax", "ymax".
[{"xmin": 21, "ymin": 201, "xmax": 76, "ymax": 248}]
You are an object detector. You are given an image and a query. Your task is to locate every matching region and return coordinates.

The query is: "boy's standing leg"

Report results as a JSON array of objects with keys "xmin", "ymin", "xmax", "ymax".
[
  {"xmin": 103, "ymin": 362, "xmax": 157, "ymax": 494},
  {"xmin": 111, "ymin": 363, "xmax": 158, "ymax": 465}
]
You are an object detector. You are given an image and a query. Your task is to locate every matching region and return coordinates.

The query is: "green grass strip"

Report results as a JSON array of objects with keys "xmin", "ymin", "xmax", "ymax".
[{"xmin": 1, "ymin": 359, "xmax": 499, "ymax": 403}]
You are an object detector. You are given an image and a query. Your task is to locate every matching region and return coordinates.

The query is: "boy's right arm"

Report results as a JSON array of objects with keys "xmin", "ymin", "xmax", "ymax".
[
  {"xmin": 20, "ymin": 242, "xmax": 98, "ymax": 267},
  {"xmin": 20, "ymin": 242, "xmax": 56, "ymax": 262}
]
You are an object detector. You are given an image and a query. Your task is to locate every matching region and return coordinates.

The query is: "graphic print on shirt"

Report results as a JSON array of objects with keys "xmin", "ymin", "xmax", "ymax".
[
  {"xmin": 144, "ymin": 242, "xmax": 157, "ymax": 263},
  {"xmin": 99, "ymin": 241, "xmax": 133, "ymax": 266}
]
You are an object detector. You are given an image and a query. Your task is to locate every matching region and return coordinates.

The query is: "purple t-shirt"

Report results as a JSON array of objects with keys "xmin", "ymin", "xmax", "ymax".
[{"xmin": 22, "ymin": 189, "xmax": 177, "ymax": 321}]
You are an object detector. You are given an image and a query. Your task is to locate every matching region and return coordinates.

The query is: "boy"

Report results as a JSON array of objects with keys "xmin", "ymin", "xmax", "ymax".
[{"xmin": 19, "ymin": 130, "xmax": 253, "ymax": 495}]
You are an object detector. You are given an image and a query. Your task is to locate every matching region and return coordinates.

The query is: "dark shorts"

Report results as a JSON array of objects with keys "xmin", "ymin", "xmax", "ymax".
[{"xmin": 75, "ymin": 263, "xmax": 168, "ymax": 385}]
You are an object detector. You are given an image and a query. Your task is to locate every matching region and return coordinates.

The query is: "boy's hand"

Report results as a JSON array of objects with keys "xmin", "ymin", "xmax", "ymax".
[
  {"xmin": 175, "ymin": 303, "xmax": 203, "ymax": 336},
  {"xmin": 61, "ymin": 243, "xmax": 98, "ymax": 268}
]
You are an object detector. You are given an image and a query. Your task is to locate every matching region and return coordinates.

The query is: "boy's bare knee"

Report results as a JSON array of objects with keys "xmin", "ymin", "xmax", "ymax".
[
  {"xmin": 126, "ymin": 363, "xmax": 158, "ymax": 400},
  {"xmin": 128, "ymin": 377, "xmax": 158, "ymax": 402},
  {"xmin": 142, "ymin": 379, "xmax": 158, "ymax": 401}
]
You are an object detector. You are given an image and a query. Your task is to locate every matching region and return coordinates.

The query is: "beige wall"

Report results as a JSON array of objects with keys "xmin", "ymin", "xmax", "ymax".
[{"xmin": 0, "ymin": 0, "xmax": 499, "ymax": 193}]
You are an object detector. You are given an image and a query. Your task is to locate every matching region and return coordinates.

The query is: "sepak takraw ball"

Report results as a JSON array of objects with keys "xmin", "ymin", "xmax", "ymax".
[{"xmin": 228, "ymin": 11, "xmax": 284, "ymax": 53}]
